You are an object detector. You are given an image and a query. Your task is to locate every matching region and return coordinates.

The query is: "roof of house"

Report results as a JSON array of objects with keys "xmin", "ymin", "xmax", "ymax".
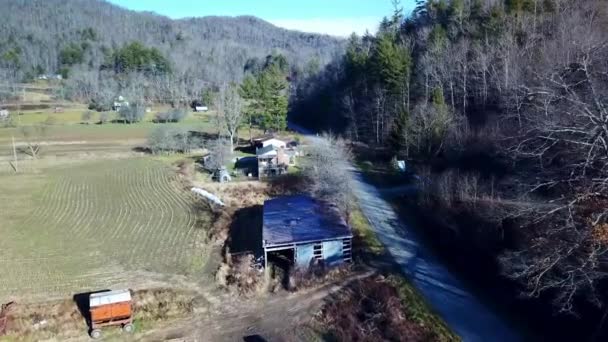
[
  {"xmin": 263, "ymin": 195, "xmax": 352, "ymax": 247},
  {"xmin": 252, "ymin": 134, "xmax": 275, "ymax": 142},
  {"xmin": 256, "ymin": 145, "xmax": 278, "ymax": 156},
  {"xmin": 262, "ymin": 138, "xmax": 286, "ymax": 146}
]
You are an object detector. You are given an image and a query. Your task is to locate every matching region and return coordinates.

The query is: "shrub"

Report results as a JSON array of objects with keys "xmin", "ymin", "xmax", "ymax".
[
  {"xmin": 99, "ymin": 111, "xmax": 110, "ymax": 124},
  {"xmin": 118, "ymin": 103, "xmax": 145, "ymax": 123},
  {"xmin": 44, "ymin": 115, "xmax": 57, "ymax": 126},
  {"xmin": 154, "ymin": 108, "xmax": 187, "ymax": 123},
  {"xmin": 81, "ymin": 111, "xmax": 93, "ymax": 123},
  {"xmin": 147, "ymin": 126, "xmax": 202, "ymax": 154}
]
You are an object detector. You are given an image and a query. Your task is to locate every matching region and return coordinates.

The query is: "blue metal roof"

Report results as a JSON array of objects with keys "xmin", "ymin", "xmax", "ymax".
[{"xmin": 263, "ymin": 195, "xmax": 352, "ymax": 247}]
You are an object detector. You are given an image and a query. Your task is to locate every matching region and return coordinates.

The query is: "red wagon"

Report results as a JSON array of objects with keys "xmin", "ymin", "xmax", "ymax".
[{"xmin": 88, "ymin": 290, "xmax": 134, "ymax": 339}]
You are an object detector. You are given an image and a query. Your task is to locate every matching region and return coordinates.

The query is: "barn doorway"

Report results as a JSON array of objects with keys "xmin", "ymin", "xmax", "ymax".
[{"xmin": 266, "ymin": 248, "xmax": 294, "ymax": 289}]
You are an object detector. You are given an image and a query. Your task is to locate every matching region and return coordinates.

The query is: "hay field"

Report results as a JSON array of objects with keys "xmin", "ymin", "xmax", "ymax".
[{"xmin": 0, "ymin": 158, "xmax": 209, "ymax": 301}]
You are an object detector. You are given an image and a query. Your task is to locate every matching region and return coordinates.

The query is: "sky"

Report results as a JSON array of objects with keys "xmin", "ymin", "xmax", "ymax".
[{"xmin": 106, "ymin": 0, "xmax": 417, "ymax": 37}]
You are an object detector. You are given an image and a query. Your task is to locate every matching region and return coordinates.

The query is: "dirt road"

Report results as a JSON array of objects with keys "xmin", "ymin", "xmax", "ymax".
[{"xmin": 139, "ymin": 271, "xmax": 373, "ymax": 342}]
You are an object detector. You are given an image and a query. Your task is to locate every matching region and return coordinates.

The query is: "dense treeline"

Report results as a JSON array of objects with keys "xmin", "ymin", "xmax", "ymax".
[
  {"xmin": 0, "ymin": 0, "xmax": 342, "ymax": 103},
  {"xmin": 292, "ymin": 0, "xmax": 608, "ymax": 317}
]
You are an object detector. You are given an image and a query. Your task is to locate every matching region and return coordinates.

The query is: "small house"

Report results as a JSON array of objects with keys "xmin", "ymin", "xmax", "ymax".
[
  {"xmin": 256, "ymin": 144, "xmax": 289, "ymax": 178},
  {"xmin": 194, "ymin": 106, "xmax": 208, "ymax": 112},
  {"xmin": 112, "ymin": 96, "xmax": 129, "ymax": 112},
  {"xmin": 0, "ymin": 109, "xmax": 9, "ymax": 120},
  {"xmin": 262, "ymin": 195, "xmax": 352, "ymax": 269}
]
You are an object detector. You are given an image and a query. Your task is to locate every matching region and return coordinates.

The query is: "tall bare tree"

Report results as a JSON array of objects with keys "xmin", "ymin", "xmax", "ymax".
[{"xmin": 216, "ymin": 84, "xmax": 244, "ymax": 152}]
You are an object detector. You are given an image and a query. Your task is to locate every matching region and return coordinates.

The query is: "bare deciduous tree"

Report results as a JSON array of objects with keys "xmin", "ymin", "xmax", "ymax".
[
  {"xmin": 206, "ymin": 138, "xmax": 232, "ymax": 171},
  {"xmin": 303, "ymin": 135, "xmax": 354, "ymax": 216},
  {"xmin": 19, "ymin": 125, "xmax": 47, "ymax": 159},
  {"xmin": 216, "ymin": 84, "xmax": 244, "ymax": 152}
]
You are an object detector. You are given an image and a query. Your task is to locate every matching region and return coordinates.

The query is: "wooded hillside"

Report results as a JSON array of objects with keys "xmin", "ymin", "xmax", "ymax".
[
  {"xmin": 0, "ymin": 0, "xmax": 343, "ymax": 102},
  {"xmin": 292, "ymin": 0, "xmax": 608, "ymax": 318}
]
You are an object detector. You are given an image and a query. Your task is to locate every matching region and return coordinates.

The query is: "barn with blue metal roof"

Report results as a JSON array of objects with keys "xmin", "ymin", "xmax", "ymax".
[{"xmin": 262, "ymin": 195, "xmax": 352, "ymax": 269}]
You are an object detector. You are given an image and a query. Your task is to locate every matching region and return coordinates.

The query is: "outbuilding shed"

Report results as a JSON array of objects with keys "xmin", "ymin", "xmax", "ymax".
[{"xmin": 262, "ymin": 195, "xmax": 352, "ymax": 269}]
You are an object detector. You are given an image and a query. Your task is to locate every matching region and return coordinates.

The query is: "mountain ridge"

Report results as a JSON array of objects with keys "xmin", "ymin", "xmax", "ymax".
[{"xmin": 0, "ymin": 0, "xmax": 344, "ymax": 84}]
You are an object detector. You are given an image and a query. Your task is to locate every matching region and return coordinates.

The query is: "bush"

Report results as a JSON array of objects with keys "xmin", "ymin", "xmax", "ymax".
[
  {"xmin": 118, "ymin": 103, "xmax": 145, "ymax": 123},
  {"xmin": 147, "ymin": 126, "xmax": 202, "ymax": 154},
  {"xmin": 81, "ymin": 111, "xmax": 93, "ymax": 123},
  {"xmin": 154, "ymin": 108, "xmax": 187, "ymax": 123},
  {"xmin": 99, "ymin": 111, "xmax": 110, "ymax": 124},
  {"xmin": 44, "ymin": 115, "xmax": 57, "ymax": 126}
]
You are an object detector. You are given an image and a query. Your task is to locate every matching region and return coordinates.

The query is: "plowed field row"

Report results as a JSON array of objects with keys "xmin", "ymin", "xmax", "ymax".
[{"xmin": 0, "ymin": 158, "xmax": 206, "ymax": 301}]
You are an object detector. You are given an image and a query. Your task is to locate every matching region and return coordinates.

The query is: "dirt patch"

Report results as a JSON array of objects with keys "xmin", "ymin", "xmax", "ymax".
[
  {"xmin": 317, "ymin": 275, "xmax": 455, "ymax": 342},
  {"xmin": 2, "ymin": 288, "xmax": 198, "ymax": 340},
  {"xmin": 216, "ymin": 253, "xmax": 266, "ymax": 297},
  {"xmin": 199, "ymin": 181, "xmax": 269, "ymax": 244},
  {"xmin": 201, "ymin": 181, "xmax": 269, "ymax": 208}
]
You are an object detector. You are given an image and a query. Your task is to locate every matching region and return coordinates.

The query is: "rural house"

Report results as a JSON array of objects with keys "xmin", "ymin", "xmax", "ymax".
[
  {"xmin": 262, "ymin": 195, "xmax": 352, "ymax": 270},
  {"xmin": 255, "ymin": 137, "xmax": 300, "ymax": 178},
  {"xmin": 256, "ymin": 141, "xmax": 289, "ymax": 179},
  {"xmin": 112, "ymin": 96, "xmax": 129, "ymax": 112}
]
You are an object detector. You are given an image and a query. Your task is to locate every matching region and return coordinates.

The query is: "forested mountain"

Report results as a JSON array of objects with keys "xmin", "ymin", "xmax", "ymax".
[
  {"xmin": 292, "ymin": 0, "xmax": 608, "ymax": 323},
  {"xmin": 0, "ymin": 0, "xmax": 343, "ymax": 102}
]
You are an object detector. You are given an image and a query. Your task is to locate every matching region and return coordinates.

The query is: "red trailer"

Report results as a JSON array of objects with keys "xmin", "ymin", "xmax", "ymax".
[{"xmin": 88, "ymin": 290, "xmax": 133, "ymax": 339}]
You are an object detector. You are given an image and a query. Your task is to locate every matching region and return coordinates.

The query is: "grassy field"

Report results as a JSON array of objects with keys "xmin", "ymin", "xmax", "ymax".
[
  {"xmin": 0, "ymin": 109, "xmax": 214, "ymax": 138},
  {"xmin": 0, "ymin": 158, "xmax": 210, "ymax": 302}
]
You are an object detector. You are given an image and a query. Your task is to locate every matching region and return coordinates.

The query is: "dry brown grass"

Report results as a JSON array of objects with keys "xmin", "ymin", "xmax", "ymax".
[
  {"xmin": 317, "ymin": 275, "xmax": 457, "ymax": 342},
  {"xmin": 290, "ymin": 265, "xmax": 353, "ymax": 291},
  {"xmin": 201, "ymin": 181, "xmax": 269, "ymax": 243},
  {"xmin": 175, "ymin": 158, "xmax": 195, "ymax": 183},
  {"xmin": 592, "ymin": 223, "xmax": 608, "ymax": 244},
  {"xmin": 202, "ymin": 181, "xmax": 268, "ymax": 207},
  {"xmin": 215, "ymin": 254, "xmax": 267, "ymax": 297}
]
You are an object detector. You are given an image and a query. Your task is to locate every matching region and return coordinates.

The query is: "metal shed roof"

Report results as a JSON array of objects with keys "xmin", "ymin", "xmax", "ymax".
[
  {"xmin": 89, "ymin": 289, "xmax": 131, "ymax": 307},
  {"xmin": 263, "ymin": 195, "xmax": 352, "ymax": 247}
]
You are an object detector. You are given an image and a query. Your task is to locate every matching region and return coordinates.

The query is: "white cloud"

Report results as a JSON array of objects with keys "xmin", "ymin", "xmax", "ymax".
[{"xmin": 269, "ymin": 17, "xmax": 380, "ymax": 37}]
